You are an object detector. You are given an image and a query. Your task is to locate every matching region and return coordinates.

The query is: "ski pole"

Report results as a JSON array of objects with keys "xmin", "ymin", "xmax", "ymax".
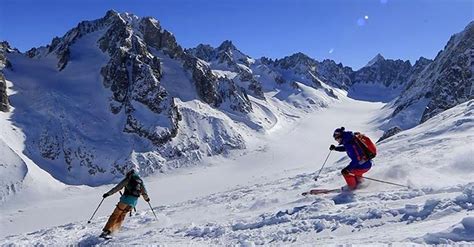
[
  {"xmin": 87, "ymin": 198, "xmax": 105, "ymax": 223},
  {"xmin": 147, "ymin": 201, "xmax": 158, "ymax": 221},
  {"xmin": 349, "ymin": 173, "xmax": 410, "ymax": 189},
  {"xmin": 314, "ymin": 150, "xmax": 332, "ymax": 181}
]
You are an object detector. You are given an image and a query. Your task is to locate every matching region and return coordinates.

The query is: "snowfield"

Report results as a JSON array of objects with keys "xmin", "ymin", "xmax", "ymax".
[{"xmin": 1, "ymin": 98, "xmax": 473, "ymax": 245}]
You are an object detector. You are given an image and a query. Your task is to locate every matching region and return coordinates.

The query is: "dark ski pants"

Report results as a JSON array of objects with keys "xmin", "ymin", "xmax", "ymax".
[{"xmin": 103, "ymin": 202, "xmax": 133, "ymax": 233}]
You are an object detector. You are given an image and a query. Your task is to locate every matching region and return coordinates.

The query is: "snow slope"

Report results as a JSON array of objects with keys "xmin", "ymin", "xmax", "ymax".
[
  {"xmin": 2, "ymin": 99, "xmax": 472, "ymax": 245},
  {"xmin": 0, "ymin": 80, "xmax": 66, "ymax": 204}
]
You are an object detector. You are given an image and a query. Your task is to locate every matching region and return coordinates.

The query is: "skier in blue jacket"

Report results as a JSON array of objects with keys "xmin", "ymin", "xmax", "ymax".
[{"xmin": 330, "ymin": 127, "xmax": 372, "ymax": 190}]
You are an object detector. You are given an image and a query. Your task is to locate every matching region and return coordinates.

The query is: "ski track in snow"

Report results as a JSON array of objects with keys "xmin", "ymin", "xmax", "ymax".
[{"xmin": 1, "ymin": 99, "xmax": 473, "ymax": 245}]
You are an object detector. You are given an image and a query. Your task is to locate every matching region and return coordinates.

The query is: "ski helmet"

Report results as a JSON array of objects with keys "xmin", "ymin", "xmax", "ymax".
[{"xmin": 333, "ymin": 127, "xmax": 345, "ymax": 139}]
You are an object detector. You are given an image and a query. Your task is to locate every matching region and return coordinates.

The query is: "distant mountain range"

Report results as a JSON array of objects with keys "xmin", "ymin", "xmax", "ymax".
[{"xmin": 0, "ymin": 10, "xmax": 472, "ymax": 188}]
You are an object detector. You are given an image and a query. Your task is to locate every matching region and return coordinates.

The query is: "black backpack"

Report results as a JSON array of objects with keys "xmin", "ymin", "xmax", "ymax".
[{"xmin": 124, "ymin": 174, "xmax": 143, "ymax": 197}]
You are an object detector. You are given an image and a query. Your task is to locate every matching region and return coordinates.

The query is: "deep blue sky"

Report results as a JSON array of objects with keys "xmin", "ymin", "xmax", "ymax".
[{"xmin": 0, "ymin": 0, "xmax": 472, "ymax": 69}]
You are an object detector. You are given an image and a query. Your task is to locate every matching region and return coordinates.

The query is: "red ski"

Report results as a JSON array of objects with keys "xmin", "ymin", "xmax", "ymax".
[{"xmin": 301, "ymin": 188, "xmax": 341, "ymax": 196}]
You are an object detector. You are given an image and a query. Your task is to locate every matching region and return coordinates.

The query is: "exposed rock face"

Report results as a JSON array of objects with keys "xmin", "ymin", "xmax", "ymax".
[
  {"xmin": 351, "ymin": 54, "xmax": 413, "ymax": 92},
  {"xmin": 188, "ymin": 44, "xmax": 215, "ymax": 61},
  {"xmin": 139, "ymin": 17, "xmax": 184, "ymax": 58},
  {"xmin": 0, "ymin": 72, "xmax": 8, "ymax": 112},
  {"xmin": 217, "ymin": 78, "xmax": 253, "ymax": 113},
  {"xmin": 419, "ymin": 25, "xmax": 474, "ymax": 123},
  {"xmin": 316, "ymin": 59, "xmax": 353, "ymax": 89},
  {"xmin": 272, "ymin": 53, "xmax": 322, "ymax": 87},
  {"xmin": 186, "ymin": 40, "xmax": 260, "ymax": 102},
  {"xmin": 182, "ymin": 54, "xmax": 252, "ymax": 113},
  {"xmin": 273, "ymin": 52, "xmax": 317, "ymax": 71},
  {"xmin": 95, "ymin": 11, "xmax": 182, "ymax": 147},
  {"xmin": 390, "ymin": 21, "xmax": 474, "ymax": 128},
  {"xmin": 377, "ymin": 126, "xmax": 403, "ymax": 143},
  {"xmin": 260, "ymin": 52, "xmax": 325, "ymax": 89},
  {"xmin": 0, "ymin": 41, "xmax": 12, "ymax": 112},
  {"xmin": 183, "ymin": 55, "xmax": 221, "ymax": 106}
]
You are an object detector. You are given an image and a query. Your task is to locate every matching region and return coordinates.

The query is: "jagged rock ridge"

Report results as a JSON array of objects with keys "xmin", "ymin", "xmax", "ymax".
[
  {"xmin": 0, "ymin": 41, "xmax": 13, "ymax": 112},
  {"xmin": 388, "ymin": 21, "xmax": 474, "ymax": 129}
]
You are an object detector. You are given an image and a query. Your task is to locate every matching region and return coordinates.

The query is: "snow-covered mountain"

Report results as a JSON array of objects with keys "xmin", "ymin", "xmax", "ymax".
[
  {"xmin": 316, "ymin": 59, "xmax": 353, "ymax": 90},
  {"xmin": 385, "ymin": 21, "xmax": 474, "ymax": 130},
  {"xmin": 349, "ymin": 54, "xmax": 415, "ymax": 102},
  {"xmin": 0, "ymin": 10, "xmax": 339, "ymax": 189},
  {"xmin": 187, "ymin": 42, "xmax": 340, "ymax": 102},
  {"xmin": 0, "ymin": 10, "xmax": 472, "ymax": 191}
]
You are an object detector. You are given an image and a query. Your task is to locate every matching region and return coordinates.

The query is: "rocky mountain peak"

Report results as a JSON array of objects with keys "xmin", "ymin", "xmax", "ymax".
[
  {"xmin": 103, "ymin": 10, "xmax": 141, "ymax": 26},
  {"xmin": 365, "ymin": 53, "xmax": 385, "ymax": 67},
  {"xmin": 413, "ymin": 56, "xmax": 432, "ymax": 67},
  {"xmin": 267, "ymin": 52, "xmax": 326, "ymax": 89},
  {"xmin": 186, "ymin": 44, "xmax": 215, "ymax": 61},
  {"xmin": 316, "ymin": 59, "xmax": 353, "ymax": 89},
  {"xmin": 187, "ymin": 40, "xmax": 251, "ymax": 70},
  {"xmin": 119, "ymin": 12, "xmax": 141, "ymax": 23},
  {"xmin": 410, "ymin": 56, "xmax": 432, "ymax": 75},
  {"xmin": 286, "ymin": 52, "xmax": 314, "ymax": 62},
  {"xmin": 0, "ymin": 41, "xmax": 17, "ymax": 54},
  {"xmin": 217, "ymin": 40, "xmax": 237, "ymax": 52},
  {"xmin": 274, "ymin": 52, "xmax": 317, "ymax": 70},
  {"xmin": 216, "ymin": 40, "xmax": 251, "ymax": 66},
  {"xmin": 104, "ymin": 9, "xmax": 119, "ymax": 20}
]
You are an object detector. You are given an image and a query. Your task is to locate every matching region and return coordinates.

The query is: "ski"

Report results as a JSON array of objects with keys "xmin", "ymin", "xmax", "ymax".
[
  {"xmin": 301, "ymin": 188, "xmax": 341, "ymax": 196},
  {"xmin": 99, "ymin": 231, "xmax": 113, "ymax": 240},
  {"xmin": 99, "ymin": 235, "xmax": 113, "ymax": 240}
]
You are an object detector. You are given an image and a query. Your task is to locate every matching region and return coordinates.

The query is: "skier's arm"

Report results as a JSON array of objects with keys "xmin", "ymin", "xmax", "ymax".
[
  {"xmin": 105, "ymin": 177, "xmax": 130, "ymax": 196},
  {"xmin": 330, "ymin": 144, "xmax": 345, "ymax": 151},
  {"xmin": 141, "ymin": 184, "xmax": 150, "ymax": 202}
]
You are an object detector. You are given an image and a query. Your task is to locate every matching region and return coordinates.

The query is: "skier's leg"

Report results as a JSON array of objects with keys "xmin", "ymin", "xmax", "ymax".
[
  {"xmin": 342, "ymin": 171, "xmax": 358, "ymax": 190},
  {"xmin": 110, "ymin": 203, "xmax": 132, "ymax": 233},
  {"xmin": 352, "ymin": 168, "xmax": 370, "ymax": 187},
  {"xmin": 103, "ymin": 203, "xmax": 124, "ymax": 233}
]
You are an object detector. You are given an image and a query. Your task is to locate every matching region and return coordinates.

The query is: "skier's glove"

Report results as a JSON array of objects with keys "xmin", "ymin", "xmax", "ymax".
[
  {"xmin": 341, "ymin": 168, "xmax": 350, "ymax": 175},
  {"xmin": 329, "ymin": 145, "xmax": 336, "ymax": 151},
  {"xmin": 145, "ymin": 197, "xmax": 150, "ymax": 202},
  {"xmin": 102, "ymin": 193, "xmax": 109, "ymax": 198}
]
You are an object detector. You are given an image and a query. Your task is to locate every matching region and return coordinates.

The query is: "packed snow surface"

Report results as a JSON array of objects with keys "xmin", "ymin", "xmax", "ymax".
[{"xmin": 1, "ymin": 99, "xmax": 473, "ymax": 245}]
